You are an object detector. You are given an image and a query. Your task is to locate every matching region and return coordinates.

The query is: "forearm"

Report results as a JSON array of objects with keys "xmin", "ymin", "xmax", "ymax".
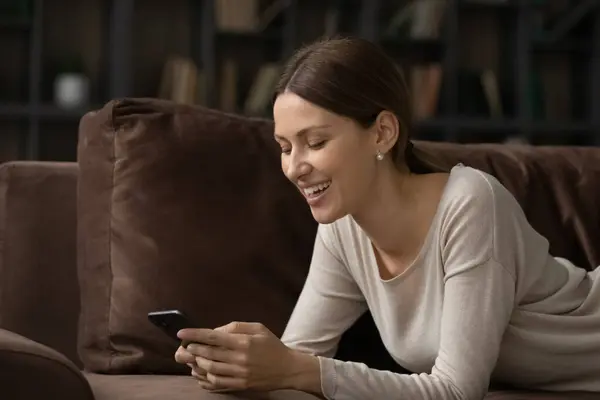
[
  {"xmin": 285, "ymin": 350, "xmax": 326, "ymax": 399},
  {"xmin": 287, "ymin": 352, "xmax": 465, "ymax": 400}
]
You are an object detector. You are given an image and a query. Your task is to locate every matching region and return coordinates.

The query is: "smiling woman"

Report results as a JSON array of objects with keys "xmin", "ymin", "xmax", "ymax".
[
  {"xmin": 271, "ymin": 36, "xmax": 448, "ymax": 226},
  {"xmin": 174, "ymin": 36, "xmax": 600, "ymax": 400}
]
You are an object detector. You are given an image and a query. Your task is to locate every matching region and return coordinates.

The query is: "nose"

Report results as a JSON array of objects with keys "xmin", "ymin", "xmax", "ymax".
[{"xmin": 283, "ymin": 149, "xmax": 311, "ymax": 182}]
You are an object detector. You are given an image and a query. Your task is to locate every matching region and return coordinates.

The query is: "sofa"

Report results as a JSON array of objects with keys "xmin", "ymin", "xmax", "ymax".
[{"xmin": 0, "ymin": 98, "xmax": 599, "ymax": 400}]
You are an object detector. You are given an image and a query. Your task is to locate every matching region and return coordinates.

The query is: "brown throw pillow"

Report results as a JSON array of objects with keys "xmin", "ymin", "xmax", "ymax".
[{"xmin": 76, "ymin": 98, "xmax": 318, "ymax": 374}]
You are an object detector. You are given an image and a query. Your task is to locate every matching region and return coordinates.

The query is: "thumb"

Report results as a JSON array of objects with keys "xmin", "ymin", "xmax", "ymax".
[{"xmin": 215, "ymin": 321, "xmax": 266, "ymax": 334}]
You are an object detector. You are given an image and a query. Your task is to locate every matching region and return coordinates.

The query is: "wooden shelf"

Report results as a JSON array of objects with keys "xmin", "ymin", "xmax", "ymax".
[
  {"xmin": 33, "ymin": 104, "xmax": 96, "ymax": 121},
  {"xmin": 460, "ymin": 0, "xmax": 518, "ymax": 12},
  {"xmin": 0, "ymin": 103, "xmax": 30, "ymax": 119},
  {"xmin": 416, "ymin": 117, "xmax": 517, "ymax": 133},
  {"xmin": 217, "ymin": 30, "xmax": 281, "ymax": 43},
  {"xmin": 532, "ymin": 38, "xmax": 592, "ymax": 54},
  {"xmin": 416, "ymin": 117, "xmax": 594, "ymax": 136},
  {"xmin": 0, "ymin": 103, "xmax": 97, "ymax": 121},
  {"xmin": 0, "ymin": 17, "xmax": 31, "ymax": 30},
  {"xmin": 379, "ymin": 38, "xmax": 444, "ymax": 62}
]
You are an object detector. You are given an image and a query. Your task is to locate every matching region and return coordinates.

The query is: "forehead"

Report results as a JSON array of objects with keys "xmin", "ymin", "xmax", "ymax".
[{"xmin": 273, "ymin": 92, "xmax": 344, "ymax": 138}]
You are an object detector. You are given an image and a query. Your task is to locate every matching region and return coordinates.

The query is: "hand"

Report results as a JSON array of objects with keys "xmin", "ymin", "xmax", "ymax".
[
  {"xmin": 176, "ymin": 322, "xmax": 305, "ymax": 392},
  {"xmin": 175, "ymin": 345, "xmax": 216, "ymax": 388}
]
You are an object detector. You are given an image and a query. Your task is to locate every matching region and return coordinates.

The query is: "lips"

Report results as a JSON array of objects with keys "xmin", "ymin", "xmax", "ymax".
[{"xmin": 301, "ymin": 181, "xmax": 331, "ymax": 198}]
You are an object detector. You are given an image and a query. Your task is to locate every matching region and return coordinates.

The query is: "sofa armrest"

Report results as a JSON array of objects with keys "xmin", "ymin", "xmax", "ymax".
[
  {"xmin": 0, "ymin": 328, "xmax": 94, "ymax": 400},
  {"xmin": 0, "ymin": 161, "xmax": 81, "ymax": 365}
]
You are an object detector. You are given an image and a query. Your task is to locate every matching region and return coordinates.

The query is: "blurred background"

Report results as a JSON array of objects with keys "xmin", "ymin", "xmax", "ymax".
[{"xmin": 0, "ymin": 0, "xmax": 598, "ymax": 162}]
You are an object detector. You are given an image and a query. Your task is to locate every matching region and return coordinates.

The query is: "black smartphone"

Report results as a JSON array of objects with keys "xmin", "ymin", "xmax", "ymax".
[{"xmin": 147, "ymin": 309, "xmax": 195, "ymax": 342}]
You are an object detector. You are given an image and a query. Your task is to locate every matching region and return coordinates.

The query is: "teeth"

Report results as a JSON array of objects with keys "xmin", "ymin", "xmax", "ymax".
[{"xmin": 303, "ymin": 181, "xmax": 331, "ymax": 196}]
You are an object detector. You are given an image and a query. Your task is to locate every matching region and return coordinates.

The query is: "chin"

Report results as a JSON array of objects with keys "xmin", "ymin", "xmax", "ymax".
[
  {"xmin": 300, "ymin": 183, "xmax": 347, "ymax": 224},
  {"xmin": 310, "ymin": 207, "xmax": 346, "ymax": 225}
]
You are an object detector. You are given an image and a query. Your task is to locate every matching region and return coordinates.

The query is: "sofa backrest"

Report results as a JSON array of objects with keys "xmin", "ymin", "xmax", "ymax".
[
  {"xmin": 415, "ymin": 140, "xmax": 600, "ymax": 270},
  {"xmin": 0, "ymin": 161, "xmax": 81, "ymax": 367}
]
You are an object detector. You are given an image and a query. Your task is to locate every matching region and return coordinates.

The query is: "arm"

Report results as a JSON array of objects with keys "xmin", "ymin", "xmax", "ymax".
[
  {"xmin": 292, "ymin": 171, "xmax": 523, "ymax": 400},
  {"xmin": 297, "ymin": 260, "xmax": 514, "ymax": 400},
  {"xmin": 282, "ymin": 224, "xmax": 368, "ymax": 358}
]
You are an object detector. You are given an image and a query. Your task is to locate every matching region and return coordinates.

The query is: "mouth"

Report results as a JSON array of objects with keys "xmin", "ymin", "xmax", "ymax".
[{"xmin": 301, "ymin": 180, "xmax": 331, "ymax": 201}]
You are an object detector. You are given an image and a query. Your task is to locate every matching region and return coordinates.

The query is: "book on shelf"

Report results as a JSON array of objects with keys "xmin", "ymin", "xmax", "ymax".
[
  {"xmin": 219, "ymin": 58, "xmax": 238, "ymax": 112},
  {"xmin": 411, "ymin": 67, "xmax": 505, "ymax": 121},
  {"xmin": 158, "ymin": 56, "xmax": 205, "ymax": 105},
  {"xmin": 244, "ymin": 63, "xmax": 281, "ymax": 116},
  {"xmin": 410, "ymin": 63, "xmax": 443, "ymax": 120},
  {"xmin": 215, "ymin": 0, "xmax": 260, "ymax": 32},
  {"xmin": 216, "ymin": 0, "xmax": 290, "ymax": 33},
  {"xmin": 385, "ymin": 0, "xmax": 447, "ymax": 40}
]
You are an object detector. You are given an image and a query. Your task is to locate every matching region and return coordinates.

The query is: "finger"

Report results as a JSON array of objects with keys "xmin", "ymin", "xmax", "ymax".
[
  {"xmin": 195, "ymin": 356, "xmax": 246, "ymax": 378},
  {"xmin": 198, "ymin": 381, "xmax": 218, "ymax": 391},
  {"xmin": 199, "ymin": 381, "xmax": 232, "ymax": 393},
  {"xmin": 215, "ymin": 321, "xmax": 265, "ymax": 335},
  {"xmin": 178, "ymin": 328, "xmax": 249, "ymax": 350},
  {"xmin": 174, "ymin": 346, "xmax": 196, "ymax": 364},
  {"xmin": 196, "ymin": 373, "xmax": 222, "ymax": 392},
  {"xmin": 187, "ymin": 343, "xmax": 244, "ymax": 364},
  {"xmin": 191, "ymin": 364, "xmax": 208, "ymax": 380},
  {"xmin": 206, "ymin": 373, "xmax": 248, "ymax": 391}
]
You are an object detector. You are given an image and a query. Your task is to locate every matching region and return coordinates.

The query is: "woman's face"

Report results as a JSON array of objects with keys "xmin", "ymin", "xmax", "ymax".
[{"xmin": 273, "ymin": 92, "xmax": 380, "ymax": 224}]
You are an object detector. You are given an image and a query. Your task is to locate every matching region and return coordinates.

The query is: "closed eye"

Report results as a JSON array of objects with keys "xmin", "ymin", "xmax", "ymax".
[
  {"xmin": 309, "ymin": 140, "xmax": 327, "ymax": 150},
  {"xmin": 279, "ymin": 140, "xmax": 326, "ymax": 155}
]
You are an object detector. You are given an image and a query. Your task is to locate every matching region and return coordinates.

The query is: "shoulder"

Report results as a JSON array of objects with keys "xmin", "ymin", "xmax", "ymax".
[
  {"xmin": 438, "ymin": 165, "xmax": 530, "ymax": 277},
  {"xmin": 317, "ymin": 216, "xmax": 366, "ymax": 264},
  {"xmin": 441, "ymin": 165, "xmax": 519, "ymax": 222},
  {"xmin": 445, "ymin": 165, "xmax": 502, "ymax": 202}
]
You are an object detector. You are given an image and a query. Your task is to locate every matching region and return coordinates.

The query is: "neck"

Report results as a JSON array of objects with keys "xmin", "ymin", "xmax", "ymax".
[{"xmin": 351, "ymin": 163, "xmax": 423, "ymax": 256}]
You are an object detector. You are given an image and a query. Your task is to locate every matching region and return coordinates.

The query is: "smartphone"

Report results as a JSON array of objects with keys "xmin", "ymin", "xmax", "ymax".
[{"xmin": 147, "ymin": 309, "xmax": 195, "ymax": 342}]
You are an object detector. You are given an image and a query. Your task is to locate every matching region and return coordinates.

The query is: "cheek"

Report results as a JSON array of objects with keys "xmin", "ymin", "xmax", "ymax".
[
  {"xmin": 338, "ymin": 153, "xmax": 376, "ymax": 192},
  {"xmin": 280, "ymin": 157, "xmax": 288, "ymax": 173}
]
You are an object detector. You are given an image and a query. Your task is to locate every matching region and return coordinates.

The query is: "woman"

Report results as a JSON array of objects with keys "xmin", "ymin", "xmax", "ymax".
[{"xmin": 174, "ymin": 36, "xmax": 600, "ymax": 399}]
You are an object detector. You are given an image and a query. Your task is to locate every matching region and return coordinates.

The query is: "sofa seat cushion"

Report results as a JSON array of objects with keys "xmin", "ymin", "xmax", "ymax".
[
  {"xmin": 0, "ymin": 328, "xmax": 94, "ymax": 400},
  {"xmin": 84, "ymin": 373, "xmax": 320, "ymax": 400},
  {"xmin": 485, "ymin": 390, "xmax": 600, "ymax": 400},
  {"xmin": 84, "ymin": 373, "xmax": 600, "ymax": 400}
]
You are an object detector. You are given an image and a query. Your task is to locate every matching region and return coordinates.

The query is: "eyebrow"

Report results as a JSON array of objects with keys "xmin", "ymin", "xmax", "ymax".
[{"xmin": 274, "ymin": 124, "xmax": 331, "ymax": 140}]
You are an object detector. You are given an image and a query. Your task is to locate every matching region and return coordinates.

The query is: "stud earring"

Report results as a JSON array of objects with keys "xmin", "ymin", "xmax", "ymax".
[{"xmin": 376, "ymin": 151, "xmax": 384, "ymax": 161}]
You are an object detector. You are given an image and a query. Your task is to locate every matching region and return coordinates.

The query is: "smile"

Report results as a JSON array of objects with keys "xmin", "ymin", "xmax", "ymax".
[{"xmin": 302, "ymin": 181, "xmax": 331, "ymax": 199}]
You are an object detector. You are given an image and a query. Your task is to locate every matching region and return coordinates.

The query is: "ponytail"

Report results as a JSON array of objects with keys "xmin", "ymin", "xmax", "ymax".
[{"xmin": 404, "ymin": 140, "xmax": 450, "ymax": 174}]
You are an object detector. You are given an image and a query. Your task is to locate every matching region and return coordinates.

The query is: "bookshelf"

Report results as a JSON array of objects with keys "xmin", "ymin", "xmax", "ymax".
[{"xmin": 0, "ymin": 0, "xmax": 598, "ymax": 162}]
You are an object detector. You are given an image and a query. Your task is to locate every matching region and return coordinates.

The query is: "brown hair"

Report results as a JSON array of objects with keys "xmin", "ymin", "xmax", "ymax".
[{"xmin": 274, "ymin": 35, "xmax": 448, "ymax": 174}]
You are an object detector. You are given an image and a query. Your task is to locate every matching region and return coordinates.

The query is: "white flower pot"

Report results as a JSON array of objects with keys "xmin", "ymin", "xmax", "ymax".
[{"xmin": 54, "ymin": 73, "xmax": 90, "ymax": 109}]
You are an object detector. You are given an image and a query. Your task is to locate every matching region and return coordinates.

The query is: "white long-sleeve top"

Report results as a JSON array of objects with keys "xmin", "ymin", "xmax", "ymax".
[{"xmin": 281, "ymin": 164, "xmax": 600, "ymax": 400}]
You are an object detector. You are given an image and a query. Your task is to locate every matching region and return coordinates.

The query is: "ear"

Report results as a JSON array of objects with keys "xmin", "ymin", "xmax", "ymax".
[{"xmin": 372, "ymin": 110, "xmax": 400, "ymax": 154}]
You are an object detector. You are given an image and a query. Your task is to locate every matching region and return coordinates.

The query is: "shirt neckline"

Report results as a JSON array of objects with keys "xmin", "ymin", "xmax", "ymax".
[{"xmin": 363, "ymin": 163, "xmax": 465, "ymax": 284}]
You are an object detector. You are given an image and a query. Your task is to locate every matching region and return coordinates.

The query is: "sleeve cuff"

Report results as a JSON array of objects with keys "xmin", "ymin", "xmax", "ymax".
[{"xmin": 317, "ymin": 356, "xmax": 338, "ymax": 399}]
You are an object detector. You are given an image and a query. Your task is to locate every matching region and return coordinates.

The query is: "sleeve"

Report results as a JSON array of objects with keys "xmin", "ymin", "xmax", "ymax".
[
  {"xmin": 281, "ymin": 224, "xmax": 368, "ymax": 357},
  {"xmin": 316, "ymin": 171, "xmax": 521, "ymax": 400}
]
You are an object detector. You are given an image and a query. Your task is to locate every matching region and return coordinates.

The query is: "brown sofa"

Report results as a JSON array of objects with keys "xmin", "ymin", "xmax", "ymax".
[{"xmin": 0, "ymin": 98, "xmax": 599, "ymax": 400}]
